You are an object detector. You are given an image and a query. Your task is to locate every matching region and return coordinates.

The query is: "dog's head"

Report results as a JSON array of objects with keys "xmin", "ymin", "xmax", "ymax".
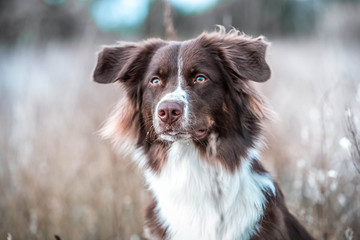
[{"xmin": 94, "ymin": 28, "xmax": 271, "ymax": 170}]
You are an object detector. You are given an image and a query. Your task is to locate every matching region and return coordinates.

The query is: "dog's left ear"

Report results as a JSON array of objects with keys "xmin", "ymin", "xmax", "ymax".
[
  {"xmin": 199, "ymin": 31, "xmax": 271, "ymax": 82},
  {"xmin": 223, "ymin": 36, "xmax": 271, "ymax": 82}
]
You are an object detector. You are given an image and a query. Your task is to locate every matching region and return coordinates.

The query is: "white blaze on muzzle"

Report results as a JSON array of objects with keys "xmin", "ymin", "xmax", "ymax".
[{"xmin": 154, "ymin": 56, "xmax": 190, "ymax": 134}]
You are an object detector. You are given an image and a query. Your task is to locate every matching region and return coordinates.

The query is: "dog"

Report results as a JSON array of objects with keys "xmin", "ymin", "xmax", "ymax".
[{"xmin": 93, "ymin": 27, "xmax": 314, "ymax": 240}]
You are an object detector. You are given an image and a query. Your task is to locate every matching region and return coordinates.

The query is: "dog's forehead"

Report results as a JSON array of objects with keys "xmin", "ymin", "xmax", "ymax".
[
  {"xmin": 146, "ymin": 39, "xmax": 217, "ymax": 82},
  {"xmin": 179, "ymin": 39, "xmax": 216, "ymax": 67},
  {"xmin": 150, "ymin": 43, "xmax": 180, "ymax": 67},
  {"xmin": 149, "ymin": 39, "xmax": 206, "ymax": 68}
]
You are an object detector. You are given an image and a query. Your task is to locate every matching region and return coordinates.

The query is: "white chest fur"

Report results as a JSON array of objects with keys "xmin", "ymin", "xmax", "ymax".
[{"xmin": 144, "ymin": 142, "xmax": 275, "ymax": 240}]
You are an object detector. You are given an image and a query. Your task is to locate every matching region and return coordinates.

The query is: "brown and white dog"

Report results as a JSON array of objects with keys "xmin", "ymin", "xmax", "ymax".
[{"xmin": 93, "ymin": 28, "xmax": 314, "ymax": 240}]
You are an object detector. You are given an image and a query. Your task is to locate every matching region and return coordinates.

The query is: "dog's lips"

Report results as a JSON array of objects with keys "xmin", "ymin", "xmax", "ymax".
[
  {"xmin": 194, "ymin": 128, "xmax": 207, "ymax": 137},
  {"xmin": 159, "ymin": 127, "xmax": 208, "ymax": 140},
  {"xmin": 159, "ymin": 129, "xmax": 191, "ymax": 141},
  {"xmin": 164, "ymin": 129, "xmax": 183, "ymax": 136}
]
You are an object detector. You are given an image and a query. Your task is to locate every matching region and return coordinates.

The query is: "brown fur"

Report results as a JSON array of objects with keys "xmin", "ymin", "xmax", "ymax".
[{"xmin": 93, "ymin": 27, "xmax": 314, "ymax": 240}]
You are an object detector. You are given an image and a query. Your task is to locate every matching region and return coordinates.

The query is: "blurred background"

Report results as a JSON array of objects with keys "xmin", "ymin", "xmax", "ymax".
[{"xmin": 1, "ymin": 0, "xmax": 360, "ymax": 239}]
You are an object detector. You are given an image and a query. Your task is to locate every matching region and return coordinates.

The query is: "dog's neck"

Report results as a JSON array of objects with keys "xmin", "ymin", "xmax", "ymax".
[{"xmin": 144, "ymin": 141, "xmax": 276, "ymax": 240}]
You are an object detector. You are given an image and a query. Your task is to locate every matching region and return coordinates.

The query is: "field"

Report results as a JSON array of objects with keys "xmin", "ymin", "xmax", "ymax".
[{"xmin": 0, "ymin": 36, "xmax": 359, "ymax": 240}]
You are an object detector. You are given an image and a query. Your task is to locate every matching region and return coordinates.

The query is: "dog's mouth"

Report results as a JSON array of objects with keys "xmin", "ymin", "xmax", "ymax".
[
  {"xmin": 159, "ymin": 127, "xmax": 208, "ymax": 141},
  {"xmin": 194, "ymin": 128, "xmax": 207, "ymax": 137}
]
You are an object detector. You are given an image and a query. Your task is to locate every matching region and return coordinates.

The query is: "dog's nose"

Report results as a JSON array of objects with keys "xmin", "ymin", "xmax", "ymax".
[{"xmin": 158, "ymin": 101, "xmax": 183, "ymax": 124}]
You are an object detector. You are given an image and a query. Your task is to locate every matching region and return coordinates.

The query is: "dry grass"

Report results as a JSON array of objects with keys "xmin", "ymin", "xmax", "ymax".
[{"xmin": 0, "ymin": 37, "xmax": 359, "ymax": 240}]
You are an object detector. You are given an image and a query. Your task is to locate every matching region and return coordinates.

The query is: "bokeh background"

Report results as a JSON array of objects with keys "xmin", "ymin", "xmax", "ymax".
[{"xmin": 1, "ymin": 0, "xmax": 360, "ymax": 239}]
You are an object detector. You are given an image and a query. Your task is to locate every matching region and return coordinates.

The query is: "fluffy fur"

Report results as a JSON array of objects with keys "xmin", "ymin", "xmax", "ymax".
[{"xmin": 93, "ymin": 27, "xmax": 314, "ymax": 240}]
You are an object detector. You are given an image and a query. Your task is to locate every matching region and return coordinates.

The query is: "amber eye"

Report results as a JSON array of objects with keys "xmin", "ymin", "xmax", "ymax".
[
  {"xmin": 195, "ymin": 75, "xmax": 207, "ymax": 83},
  {"xmin": 150, "ymin": 77, "xmax": 161, "ymax": 85}
]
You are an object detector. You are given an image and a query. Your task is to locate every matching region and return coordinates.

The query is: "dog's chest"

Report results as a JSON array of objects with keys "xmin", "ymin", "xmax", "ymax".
[{"xmin": 145, "ymin": 142, "xmax": 269, "ymax": 240}]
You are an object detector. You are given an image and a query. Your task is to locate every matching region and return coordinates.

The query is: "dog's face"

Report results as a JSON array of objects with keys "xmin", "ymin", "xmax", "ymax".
[
  {"xmin": 93, "ymin": 29, "xmax": 270, "ymax": 169},
  {"xmin": 142, "ymin": 42, "xmax": 226, "ymax": 142}
]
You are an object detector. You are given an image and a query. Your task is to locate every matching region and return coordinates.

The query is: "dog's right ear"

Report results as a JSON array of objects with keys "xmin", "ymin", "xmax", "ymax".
[
  {"xmin": 93, "ymin": 44, "xmax": 138, "ymax": 84},
  {"xmin": 93, "ymin": 39, "xmax": 165, "ymax": 84}
]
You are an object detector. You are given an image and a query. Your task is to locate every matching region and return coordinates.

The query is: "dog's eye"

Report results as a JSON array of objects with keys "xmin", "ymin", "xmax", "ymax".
[
  {"xmin": 150, "ymin": 77, "xmax": 161, "ymax": 85},
  {"xmin": 195, "ymin": 75, "xmax": 207, "ymax": 83}
]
